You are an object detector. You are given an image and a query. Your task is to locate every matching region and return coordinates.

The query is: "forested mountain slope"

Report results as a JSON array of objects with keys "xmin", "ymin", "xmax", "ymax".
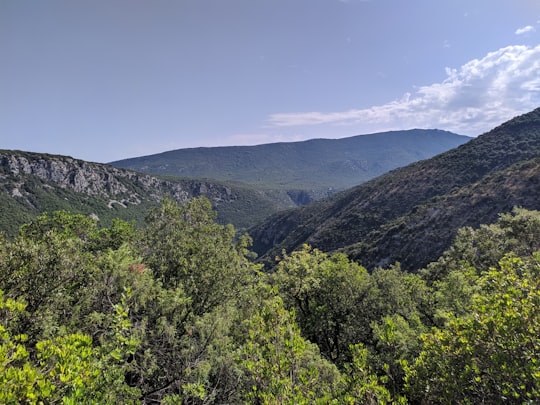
[
  {"xmin": 0, "ymin": 150, "xmax": 299, "ymax": 236},
  {"xmin": 110, "ymin": 129, "xmax": 469, "ymax": 191},
  {"xmin": 250, "ymin": 108, "xmax": 540, "ymax": 271}
]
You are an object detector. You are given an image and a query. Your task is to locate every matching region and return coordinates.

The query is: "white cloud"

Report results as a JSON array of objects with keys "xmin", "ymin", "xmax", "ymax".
[
  {"xmin": 515, "ymin": 25, "xmax": 536, "ymax": 35},
  {"xmin": 268, "ymin": 44, "xmax": 540, "ymax": 136}
]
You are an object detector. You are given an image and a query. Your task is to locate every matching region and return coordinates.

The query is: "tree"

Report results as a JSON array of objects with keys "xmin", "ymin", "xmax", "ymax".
[
  {"xmin": 235, "ymin": 285, "xmax": 340, "ymax": 404},
  {"xmin": 129, "ymin": 197, "xmax": 263, "ymax": 402},
  {"xmin": 272, "ymin": 245, "xmax": 371, "ymax": 365},
  {"xmin": 272, "ymin": 245, "xmax": 430, "ymax": 398},
  {"xmin": 422, "ymin": 207, "xmax": 540, "ymax": 326},
  {"xmin": 371, "ymin": 313, "xmax": 423, "ymax": 399},
  {"xmin": 0, "ymin": 219, "xmax": 96, "ymax": 341},
  {"xmin": 337, "ymin": 343, "xmax": 401, "ymax": 405},
  {"xmin": 139, "ymin": 197, "xmax": 256, "ymax": 315},
  {"xmin": 0, "ymin": 289, "xmax": 140, "ymax": 404},
  {"xmin": 422, "ymin": 207, "xmax": 540, "ymax": 283},
  {"xmin": 405, "ymin": 254, "xmax": 540, "ymax": 403}
]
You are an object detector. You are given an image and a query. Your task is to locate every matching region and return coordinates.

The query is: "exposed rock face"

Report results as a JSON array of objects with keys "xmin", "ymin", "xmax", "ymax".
[{"xmin": 0, "ymin": 150, "xmax": 238, "ymax": 208}]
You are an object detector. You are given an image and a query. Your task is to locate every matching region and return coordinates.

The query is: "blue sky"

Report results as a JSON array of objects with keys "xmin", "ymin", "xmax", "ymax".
[{"xmin": 2, "ymin": 0, "xmax": 540, "ymax": 163}]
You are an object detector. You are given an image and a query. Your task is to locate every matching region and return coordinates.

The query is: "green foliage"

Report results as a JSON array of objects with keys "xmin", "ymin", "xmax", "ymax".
[
  {"xmin": 370, "ymin": 314, "xmax": 423, "ymax": 398},
  {"xmin": 366, "ymin": 264, "xmax": 430, "ymax": 325},
  {"xmin": 338, "ymin": 343, "xmax": 402, "ymax": 405},
  {"xmin": 425, "ymin": 207, "xmax": 540, "ymax": 282},
  {"xmin": 0, "ymin": 291, "xmax": 48, "ymax": 404},
  {"xmin": 272, "ymin": 245, "xmax": 371, "ymax": 365},
  {"xmin": 112, "ymin": 129, "xmax": 468, "ymax": 191},
  {"xmin": 406, "ymin": 255, "xmax": 540, "ymax": 403},
  {"xmin": 423, "ymin": 208, "xmax": 540, "ymax": 325},
  {"xmin": 128, "ymin": 197, "xmax": 263, "ymax": 402},
  {"xmin": 272, "ymin": 245, "xmax": 429, "ymax": 399},
  {"xmin": 0, "ymin": 290, "xmax": 139, "ymax": 404},
  {"xmin": 4, "ymin": 186, "xmax": 540, "ymax": 403},
  {"xmin": 140, "ymin": 196, "xmax": 256, "ymax": 314},
  {"xmin": 235, "ymin": 288, "xmax": 340, "ymax": 404}
]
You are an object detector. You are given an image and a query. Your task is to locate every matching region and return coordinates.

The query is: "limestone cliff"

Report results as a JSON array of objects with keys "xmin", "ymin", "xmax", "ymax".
[{"xmin": 0, "ymin": 150, "xmax": 294, "ymax": 235}]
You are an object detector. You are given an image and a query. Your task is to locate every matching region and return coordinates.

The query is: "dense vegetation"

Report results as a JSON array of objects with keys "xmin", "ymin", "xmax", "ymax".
[
  {"xmin": 1, "ymin": 197, "xmax": 539, "ymax": 403},
  {"xmin": 0, "ymin": 150, "xmax": 304, "ymax": 236},
  {"xmin": 250, "ymin": 107, "xmax": 540, "ymax": 271},
  {"xmin": 0, "ymin": 130, "xmax": 470, "ymax": 239},
  {"xmin": 111, "ymin": 129, "xmax": 469, "ymax": 191}
]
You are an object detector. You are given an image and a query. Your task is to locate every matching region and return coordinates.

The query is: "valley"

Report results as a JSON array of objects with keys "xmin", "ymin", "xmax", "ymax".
[
  {"xmin": 1, "ymin": 110, "xmax": 540, "ymax": 403},
  {"xmin": 250, "ymin": 107, "xmax": 540, "ymax": 271},
  {"xmin": 0, "ymin": 129, "xmax": 469, "ymax": 236}
]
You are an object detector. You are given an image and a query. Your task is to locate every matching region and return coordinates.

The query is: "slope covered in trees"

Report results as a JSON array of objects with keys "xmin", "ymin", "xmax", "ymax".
[
  {"xmin": 0, "ymin": 130, "xmax": 470, "ymax": 238},
  {"xmin": 250, "ymin": 108, "xmax": 540, "ymax": 271},
  {"xmin": 111, "ymin": 129, "xmax": 469, "ymax": 191},
  {"xmin": 1, "ymin": 198, "xmax": 540, "ymax": 403},
  {"xmin": 0, "ymin": 150, "xmax": 305, "ymax": 236}
]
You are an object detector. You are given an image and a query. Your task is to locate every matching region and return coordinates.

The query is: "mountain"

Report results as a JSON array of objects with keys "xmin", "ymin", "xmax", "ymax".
[
  {"xmin": 110, "ymin": 129, "xmax": 470, "ymax": 192},
  {"xmin": 249, "ymin": 108, "xmax": 540, "ymax": 271},
  {"xmin": 0, "ymin": 150, "xmax": 300, "ymax": 237},
  {"xmin": 0, "ymin": 129, "xmax": 469, "ymax": 237}
]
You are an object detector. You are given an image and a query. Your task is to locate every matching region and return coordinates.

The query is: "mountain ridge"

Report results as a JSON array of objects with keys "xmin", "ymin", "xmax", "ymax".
[
  {"xmin": 0, "ymin": 150, "xmax": 300, "ymax": 236},
  {"xmin": 249, "ymin": 108, "xmax": 540, "ymax": 271},
  {"xmin": 110, "ymin": 129, "xmax": 470, "ymax": 191},
  {"xmin": 0, "ymin": 128, "xmax": 471, "ymax": 238}
]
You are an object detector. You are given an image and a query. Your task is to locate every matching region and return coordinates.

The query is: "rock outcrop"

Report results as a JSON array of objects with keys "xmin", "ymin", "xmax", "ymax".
[{"xmin": 0, "ymin": 150, "xmax": 238, "ymax": 207}]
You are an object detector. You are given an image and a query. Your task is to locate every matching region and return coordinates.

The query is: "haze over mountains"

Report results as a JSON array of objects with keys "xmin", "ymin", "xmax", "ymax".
[
  {"xmin": 250, "ymin": 107, "xmax": 540, "ymax": 271},
  {"xmin": 111, "ymin": 129, "xmax": 470, "ymax": 192}
]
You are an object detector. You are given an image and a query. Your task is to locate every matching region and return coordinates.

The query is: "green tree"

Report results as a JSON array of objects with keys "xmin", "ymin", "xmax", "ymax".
[
  {"xmin": 405, "ymin": 254, "xmax": 540, "ymax": 404},
  {"xmin": 365, "ymin": 264, "xmax": 430, "ymax": 328},
  {"xmin": 0, "ymin": 221, "xmax": 96, "ymax": 341},
  {"xmin": 235, "ymin": 286, "xmax": 340, "ymax": 404},
  {"xmin": 0, "ymin": 211, "xmax": 155, "ymax": 401},
  {"xmin": 422, "ymin": 207, "xmax": 540, "ymax": 326},
  {"xmin": 422, "ymin": 207, "xmax": 540, "ymax": 283},
  {"xmin": 337, "ymin": 343, "xmax": 401, "ymax": 405},
  {"xmin": 0, "ymin": 289, "xmax": 140, "ymax": 404},
  {"xmin": 131, "ymin": 197, "xmax": 262, "ymax": 402},
  {"xmin": 371, "ymin": 314, "xmax": 423, "ymax": 399},
  {"xmin": 139, "ymin": 197, "xmax": 255, "ymax": 315},
  {"xmin": 272, "ymin": 245, "xmax": 371, "ymax": 365},
  {"xmin": 272, "ymin": 245, "xmax": 429, "ymax": 397}
]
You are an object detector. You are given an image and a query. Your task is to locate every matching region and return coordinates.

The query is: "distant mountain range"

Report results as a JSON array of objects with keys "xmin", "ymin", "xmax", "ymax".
[
  {"xmin": 5, "ymin": 109, "xmax": 538, "ymax": 274},
  {"xmin": 249, "ymin": 108, "xmax": 540, "ymax": 271},
  {"xmin": 0, "ymin": 130, "xmax": 468, "ymax": 237},
  {"xmin": 110, "ymin": 129, "xmax": 470, "ymax": 192}
]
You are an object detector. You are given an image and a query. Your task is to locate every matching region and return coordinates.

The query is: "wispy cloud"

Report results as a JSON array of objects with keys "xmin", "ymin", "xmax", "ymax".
[
  {"xmin": 268, "ymin": 44, "xmax": 540, "ymax": 136},
  {"xmin": 515, "ymin": 25, "xmax": 536, "ymax": 35}
]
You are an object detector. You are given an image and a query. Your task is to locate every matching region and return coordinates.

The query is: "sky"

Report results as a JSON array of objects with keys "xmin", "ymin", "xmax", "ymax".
[{"xmin": 2, "ymin": 0, "xmax": 540, "ymax": 163}]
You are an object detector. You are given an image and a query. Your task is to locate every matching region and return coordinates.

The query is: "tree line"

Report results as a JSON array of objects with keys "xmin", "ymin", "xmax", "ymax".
[{"xmin": 0, "ymin": 197, "xmax": 539, "ymax": 403}]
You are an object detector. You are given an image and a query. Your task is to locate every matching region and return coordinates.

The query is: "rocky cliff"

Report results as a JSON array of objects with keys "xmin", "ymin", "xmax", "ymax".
[
  {"xmin": 0, "ymin": 150, "xmax": 295, "ymax": 236},
  {"xmin": 1, "ymin": 150, "xmax": 239, "ymax": 206}
]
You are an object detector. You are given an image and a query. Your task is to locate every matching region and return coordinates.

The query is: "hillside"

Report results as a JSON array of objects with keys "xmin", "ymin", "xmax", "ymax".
[
  {"xmin": 249, "ymin": 108, "xmax": 540, "ymax": 271},
  {"xmin": 110, "ymin": 129, "xmax": 470, "ymax": 191},
  {"xmin": 0, "ymin": 150, "xmax": 299, "ymax": 236}
]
